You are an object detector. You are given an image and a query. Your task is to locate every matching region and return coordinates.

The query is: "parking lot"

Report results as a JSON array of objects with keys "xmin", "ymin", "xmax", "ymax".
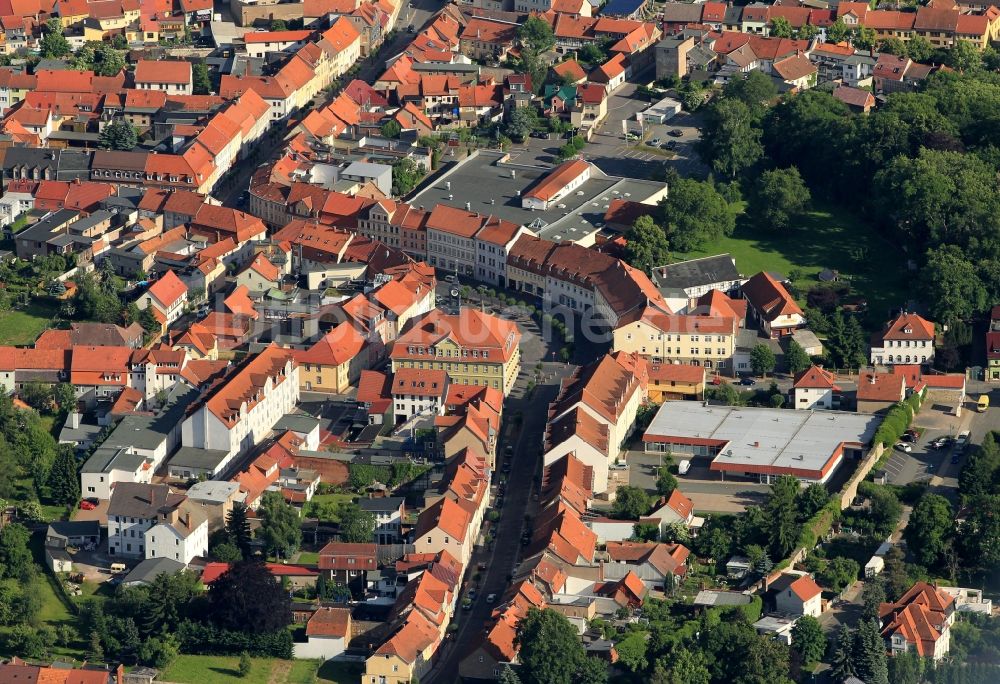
[
  {"xmin": 504, "ymin": 83, "xmax": 708, "ymax": 180},
  {"xmin": 625, "ymin": 450, "xmax": 770, "ymax": 513}
]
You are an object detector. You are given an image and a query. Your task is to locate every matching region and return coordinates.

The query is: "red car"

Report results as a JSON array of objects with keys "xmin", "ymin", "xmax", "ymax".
[{"xmin": 79, "ymin": 499, "xmax": 97, "ymax": 510}]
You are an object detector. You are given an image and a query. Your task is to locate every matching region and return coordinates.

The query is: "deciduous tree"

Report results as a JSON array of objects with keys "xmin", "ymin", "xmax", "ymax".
[
  {"xmin": 257, "ymin": 492, "xmax": 301, "ymax": 559},
  {"xmin": 611, "ymin": 486, "xmax": 651, "ymax": 520},
  {"xmin": 791, "ymin": 615, "xmax": 826, "ymax": 665},
  {"xmin": 750, "ymin": 343, "xmax": 776, "ymax": 376},
  {"xmin": 338, "ymin": 503, "xmax": 376, "ymax": 543},
  {"xmin": 659, "ymin": 177, "xmax": 735, "ymax": 252},
  {"xmin": 904, "ymin": 493, "xmax": 953, "ymax": 568},
  {"xmin": 751, "ymin": 166, "xmax": 811, "ymax": 231},
  {"xmin": 515, "ymin": 608, "xmax": 586, "ymax": 684},
  {"xmin": 99, "ymin": 121, "xmax": 138, "ymax": 151},
  {"xmin": 207, "ymin": 561, "xmax": 292, "ymax": 633},
  {"xmin": 624, "ymin": 215, "xmax": 670, "ymax": 274}
]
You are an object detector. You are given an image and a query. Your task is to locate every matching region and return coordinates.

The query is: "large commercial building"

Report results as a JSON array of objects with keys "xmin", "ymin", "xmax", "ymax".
[{"xmin": 642, "ymin": 403, "xmax": 881, "ymax": 484}]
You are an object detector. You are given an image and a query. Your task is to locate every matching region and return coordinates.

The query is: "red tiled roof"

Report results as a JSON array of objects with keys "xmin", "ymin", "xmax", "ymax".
[
  {"xmin": 134, "ymin": 59, "xmax": 191, "ymax": 85},
  {"xmin": 878, "ymin": 312, "xmax": 935, "ymax": 342},
  {"xmin": 857, "ymin": 371, "xmax": 905, "ymax": 403},
  {"xmin": 146, "ymin": 269, "xmax": 187, "ymax": 310},
  {"xmin": 525, "ymin": 159, "xmax": 590, "ymax": 202},
  {"xmin": 789, "ymin": 575, "xmax": 822, "ymax": 601},
  {"xmin": 741, "ymin": 271, "xmax": 802, "ymax": 321},
  {"xmin": 307, "ymin": 607, "xmax": 351, "ymax": 638},
  {"xmin": 793, "ymin": 365, "xmax": 840, "ymax": 390}
]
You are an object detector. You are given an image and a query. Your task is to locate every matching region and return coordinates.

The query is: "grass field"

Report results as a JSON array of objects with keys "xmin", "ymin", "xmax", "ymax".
[
  {"xmin": 676, "ymin": 200, "xmax": 907, "ymax": 329},
  {"xmin": 0, "ymin": 300, "xmax": 58, "ymax": 345},
  {"xmin": 316, "ymin": 660, "xmax": 363, "ymax": 683},
  {"xmin": 162, "ymin": 655, "xmax": 321, "ymax": 684},
  {"xmin": 304, "ymin": 493, "xmax": 357, "ymax": 522}
]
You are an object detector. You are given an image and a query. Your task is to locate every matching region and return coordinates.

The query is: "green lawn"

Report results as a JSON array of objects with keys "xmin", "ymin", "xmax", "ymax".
[
  {"xmin": 316, "ymin": 660, "xmax": 363, "ymax": 683},
  {"xmin": 676, "ymin": 200, "xmax": 907, "ymax": 329},
  {"xmin": 0, "ymin": 300, "xmax": 59, "ymax": 345},
  {"xmin": 296, "ymin": 551, "xmax": 319, "ymax": 566},
  {"xmin": 304, "ymin": 493, "xmax": 357, "ymax": 523},
  {"xmin": 162, "ymin": 656, "xmax": 321, "ymax": 684}
]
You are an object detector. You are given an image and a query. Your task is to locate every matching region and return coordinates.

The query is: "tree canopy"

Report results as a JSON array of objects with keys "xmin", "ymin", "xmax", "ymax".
[
  {"xmin": 207, "ymin": 561, "xmax": 292, "ymax": 633},
  {"xmin": 256, "ymin": 492, "xmax": 301, "ymax": 559},
  {"xmin": 624, "ymin": 215, "xmax": 670, "ymax": 274},
  {"xmin": 515, "ymin": 608, "xmax": 586, "ymax": 684},
  {"xmin": 660, "ymin": 177, "xmax": 735, "ymax": 252}
]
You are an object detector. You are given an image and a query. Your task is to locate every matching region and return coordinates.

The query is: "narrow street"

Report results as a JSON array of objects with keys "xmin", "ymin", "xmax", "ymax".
[{"xmin": 424, "ymin": 362, "xmax": 571, "ymax": 683}]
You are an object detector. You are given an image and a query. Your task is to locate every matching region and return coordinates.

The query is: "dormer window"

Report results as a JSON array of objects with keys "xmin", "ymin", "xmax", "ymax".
[{"xmin": 903, "ymin": 327, "xmax": 912, "ymax": 334}]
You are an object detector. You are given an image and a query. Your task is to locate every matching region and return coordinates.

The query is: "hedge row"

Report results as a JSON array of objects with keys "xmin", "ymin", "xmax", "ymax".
[{"xmin": 176, "ymin": 621, "xmax": 293, "ymax": 659}]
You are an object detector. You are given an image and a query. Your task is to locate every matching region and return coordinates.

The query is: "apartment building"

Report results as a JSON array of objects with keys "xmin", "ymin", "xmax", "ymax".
[
  {"xmin": 181, "ymin": 345, "xmax": 299, "ymax": 469},
  {"xmin": 612, "ymin": 290, "xmax": 745, "ymax": 373},
  {"xmin": 870, "ymin": 312, "xmax": 935, "ymax": 366},
  {"xmin": 107, "ymin": 482, "xmax": 186, "ymax": 557},
  {"xmin": 390, "ymin": 309, "xmax": 521, "ymax": 395}
]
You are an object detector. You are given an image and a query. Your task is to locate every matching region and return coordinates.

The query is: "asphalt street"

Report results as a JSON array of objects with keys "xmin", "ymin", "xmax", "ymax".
[{"xmin": 424, "ymin": 365, "xmax": 573, "ymax": 684}]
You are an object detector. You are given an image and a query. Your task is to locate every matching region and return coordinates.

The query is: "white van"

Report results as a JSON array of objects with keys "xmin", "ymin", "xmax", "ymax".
[{"xmin": 678, "ymin": 459, "xmax": 691, "ymax": 475}]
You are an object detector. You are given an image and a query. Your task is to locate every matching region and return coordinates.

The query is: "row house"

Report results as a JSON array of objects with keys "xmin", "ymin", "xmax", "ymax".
[
  {"xmin": 507, "ymin": 233, "xmax": 668, "ymax": 330},
  {"xmin": 424, "ymin": 203, "xmax": 531, "ymax": 286},
  {"xmin": 542, "ymin": 351, "xmax": 647, "ymax": 494},
  {"xmin": 180, "ymin": 345, "xmax": 300, "ymax": 469}
]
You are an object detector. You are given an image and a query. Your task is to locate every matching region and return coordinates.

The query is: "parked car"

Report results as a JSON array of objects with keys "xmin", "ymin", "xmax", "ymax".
[
  {"xmin": 951, "ymin": 454, "xmax": 960, "ymax": 465},
  {"xmin": 668, "ymin": 128, "xmax": 684, "ymax": 137},
  {"xmin": 486, "ymin": 593, "xmax": 497, "ymax": 604},
  {"xmin": 664, "ymin": 140, "xmax": 677, "ymax": 150},
  {"xmin": 79, "ymin": 499, "xmax": 97, "ymax": 511},
  {"xmin": 900, "ymin": 433, "xmax": 915, "ymax": 443},
  {"xmin": 895, "ymin": 442, "xmax": 912, "ymax": 453},
  {"xmin": 956, "ymin": 431, "xmax": 971, "ymax": 450},
  {"xmin": 647, "ymin": 138, "xmax": 661, "ymax": 147},
  {"xmin": 462, "ymin": 598, "xmax": 472, "ymax": 610},
  {"xmin": 739, "ymin": 376, "xmax": 756, "ymax": 386},
  {"xmin": 530, "ymin": 130, "xmax": 547, "ymax": 138}
]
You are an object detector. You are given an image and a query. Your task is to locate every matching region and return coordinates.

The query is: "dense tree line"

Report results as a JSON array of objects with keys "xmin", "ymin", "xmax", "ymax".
[{"xmin": 702, "ymin": 70, "xmax": 1000, "ymax": 325}]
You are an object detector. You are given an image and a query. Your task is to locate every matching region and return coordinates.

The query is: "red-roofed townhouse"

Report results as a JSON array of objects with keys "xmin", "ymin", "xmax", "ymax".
[
  {"xmin": 181, "ymin": 345, "xmax": 299, "ymax": 468},
  {"xmin": 235, "ymin": 252, "xmax": 285, "ymax": 292},
  {"xmin": 773, "ymin": 573, "xmax": 824, "ymax": 617},
  {"xmin": 571, "ymin": 82, "xmax": 607, "ymax": 128},
  {"xmin": 870, "ymin": 312, "xmax": 935, "ymax": 366},
  {"xmin": 391, "ymin": 367, "xmax": 449, "ymax": 423},
  {"xmin": 136, "ymin": 269, "xmax": 188, "ymax": 327},
  {"xmin": 459, "ymin": 17, "xmax": 518, "ymax": 61},
  {"xmin": 541, "ymin": 351, "xmax": 647, "ymax": 494},
  {"xmin": 639, "ymin": 488, "xmax": 700, "ymax": 537},
  {"xmin": 318, "ymin": 541, "xmax": 377, "ymax": 586},
  {"xmin": 357, "ymin": 369, "xmax": 392, "ymax": 424},
  {"xmin": 413, "ymin": 495, "xmax": 473, "ymax": 566},
  {"xmin": 134, "ymin": 59, "xmax": 193, "ymax": 95},
  {"xmin": 792, "ymin": 364, "xmax": 841, "ymax": 410},
  {"xmin": 293, "ymin": 322, "xmax": 367, "ymax": 393},
  {"xmin": 741, "ymin": 271, "xmax": 805, "ymax": 338},
  {"xmin": 880, "ymin": 581, "xmax": 955, "ymax": 660}
]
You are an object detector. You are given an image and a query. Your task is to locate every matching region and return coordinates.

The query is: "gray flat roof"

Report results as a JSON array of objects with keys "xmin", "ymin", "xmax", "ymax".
[
  {"xmin": 186, "ymin": 479, "xmax": 241, "ymax": 503},
  {"xmin": 168, "ymin": 447, "xmax": 229, "ymax": 471},
  {"xmin": 693, "ymin": 590, "xmax": 753, "ymax": 606},
  {"xmin": 645, "ymin": 403, "xmax": 881, "ymax": 478},
  {"xmin": 342, "ymin": 161, "xmax": 391, "ymax": 177},
  {"xmin": 274, "ymin": 413, "xmax": 321, "ymax": 434},
  {"xmin": 410, "ymin": 150, "xmax": 665, "ymax": 242}
]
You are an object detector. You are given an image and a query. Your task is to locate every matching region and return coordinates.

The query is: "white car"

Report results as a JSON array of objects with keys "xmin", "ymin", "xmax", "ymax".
[
  {"xmin": 895, "ymin": 442, "xmax": 912, "ymax": 453},
  {"xmin": 486, "ymin": 593, "xmax": 497, "ymax": 604}
]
